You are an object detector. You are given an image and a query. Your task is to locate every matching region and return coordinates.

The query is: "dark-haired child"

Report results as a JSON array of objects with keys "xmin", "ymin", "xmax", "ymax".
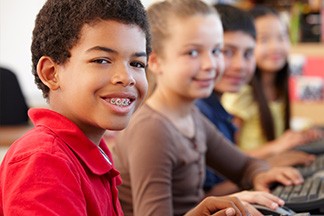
[{"xmin": 0, "ymin": 0, "xmax": 150, "ymax": 215}]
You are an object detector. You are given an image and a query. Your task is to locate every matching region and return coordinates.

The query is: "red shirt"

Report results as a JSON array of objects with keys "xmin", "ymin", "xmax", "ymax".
[{"xmin": 0, "ymin": 108, "xmax": 123, "ymax": 216}]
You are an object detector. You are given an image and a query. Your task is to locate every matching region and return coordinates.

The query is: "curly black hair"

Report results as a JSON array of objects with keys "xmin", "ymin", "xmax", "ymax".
[{"xmin": 31, "ymin": 0, "xmax": 151, "ymax": 99}]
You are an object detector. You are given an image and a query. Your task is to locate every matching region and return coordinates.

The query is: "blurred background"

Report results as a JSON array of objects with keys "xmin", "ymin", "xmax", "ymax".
[{"xmin": 0, "ymin": 0, "xmax": 323, "ymax": 123}]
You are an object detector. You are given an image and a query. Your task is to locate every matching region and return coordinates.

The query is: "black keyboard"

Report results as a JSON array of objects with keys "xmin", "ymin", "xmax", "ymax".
[
  {"xmin": 271, "ymin": 177, "xmax": 324, "ymax": 213},
  {"xmin": 297, "ymin": 154, "xmax": 324, "ymax": 178},
  {"xmin": 294, "ymin": 138, "xmax": 324, "ymax": 155}
]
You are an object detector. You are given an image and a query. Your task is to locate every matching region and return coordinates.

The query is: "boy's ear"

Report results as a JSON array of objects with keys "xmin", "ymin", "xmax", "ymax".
[
  {"xmin": 36, "ymin": 56, "xmax": 60, "ymax": 90},
  {"xmin": 148, "ymin": 51, "xmax": 162, "ymax": 75}
]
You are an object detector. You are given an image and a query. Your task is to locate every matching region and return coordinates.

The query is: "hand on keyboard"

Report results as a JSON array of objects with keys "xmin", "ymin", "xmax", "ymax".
[
  {"xmin": 253, "ymin": 166, "xmax": 304, "ymax": 192},
  {"xmin": 271, "ymin": 153, "xmax": 324, "ymax": 213},
  {"xmin": 271, "ymin": 176, "xmax": 324, "ymax": 212},
  {"xmin": 267, "ymin": 150, "xmax": 316, "ymax": 167}
]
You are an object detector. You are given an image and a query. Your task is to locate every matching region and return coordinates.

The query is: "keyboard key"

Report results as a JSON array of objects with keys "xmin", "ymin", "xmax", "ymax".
[
  {"xmin": 271, "ymin": 176, "xmax": 324, "ymax": 212},
  {"xmin": 308, "ymin": 177, "xmax": 321, "ymax": 200}
]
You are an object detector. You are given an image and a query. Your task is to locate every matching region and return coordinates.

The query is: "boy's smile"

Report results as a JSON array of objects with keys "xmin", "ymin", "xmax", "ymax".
[{"xmin": 44, "ymin": 20, "xmax": 148, "ymax": 144}]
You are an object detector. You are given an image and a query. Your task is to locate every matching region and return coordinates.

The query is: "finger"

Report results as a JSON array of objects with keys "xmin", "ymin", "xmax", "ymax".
[
  {"xmin": 281, "ymin": 168, "xmax": 304, "ymax": 185},
  {"xmin": 201, "ymin": 197, "xmax": 241, "ymax": 215},
  {"xmin": 298, "ymin": 154, "xmax": 316, "ymax": 166},
  {"xmin": 213, "ymin": 208, "xmax": 236, "ymax": 216},
  {"xmin": 231, "ymin": 190, "xmax": 284, "ymax": 209},
  {"xmin": 296, "ymin": 151, "xmax": 316, "ymax": 161},
  {"xmin": 251, "ymin": 192, "xmax": 285, "ymax": 209},
  {"xmin": 227, "ymin": 197, "xmax": 249, "ymax": 216},
  {"xmin": 270, "ymin": 168, "xmax": 303, "ymax": 186}
]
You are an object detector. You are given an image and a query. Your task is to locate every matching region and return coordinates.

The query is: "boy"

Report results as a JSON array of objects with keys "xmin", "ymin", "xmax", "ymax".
[
  {"xmin": 0, "ymin": 0, "xmax": 150, "ymax": 215},
  {"xmin": 0, "ymin": 0, "xmax": 247, "ymax": 215}
]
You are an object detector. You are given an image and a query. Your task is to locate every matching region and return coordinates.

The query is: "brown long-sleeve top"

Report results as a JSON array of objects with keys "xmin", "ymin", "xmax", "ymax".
[{"xmin": 112, "ymin": 104, "xmax": 269, "ymax": 216}]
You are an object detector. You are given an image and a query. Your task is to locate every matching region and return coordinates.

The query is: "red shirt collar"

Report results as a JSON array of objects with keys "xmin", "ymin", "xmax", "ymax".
[{"xmin": 28, "ymin": 108, "xmax": 120, "ymax": 179}]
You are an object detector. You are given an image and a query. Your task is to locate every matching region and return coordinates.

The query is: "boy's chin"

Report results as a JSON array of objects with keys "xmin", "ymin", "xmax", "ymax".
[{"xmin": 106, "ymin": 119, "xmax": 131, "ymax": 131}]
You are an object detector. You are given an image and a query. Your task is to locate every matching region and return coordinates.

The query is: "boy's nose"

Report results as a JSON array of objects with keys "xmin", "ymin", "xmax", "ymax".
[
  {"xmin": 232, "ymin": 53, "xmax": 245, "ymax": 69},
  {"xmin": 111, "ymin": 65, "xmax": 135, "ymax": 87}
]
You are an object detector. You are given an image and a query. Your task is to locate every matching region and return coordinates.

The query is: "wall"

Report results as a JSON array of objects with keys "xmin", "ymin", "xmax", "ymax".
[
  {"xmin": 0, "ymin": 0, "xmax": 153, "ymax": 107},
  {"xmin": 0, "ymin": 0, "xmax": 47, "ymax": 107}
]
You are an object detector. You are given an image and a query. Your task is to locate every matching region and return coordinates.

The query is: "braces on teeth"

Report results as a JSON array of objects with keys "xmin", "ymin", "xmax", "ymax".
[{"xmin": 110, "ymin": 98, "xmax": 130, "ymax": 106}]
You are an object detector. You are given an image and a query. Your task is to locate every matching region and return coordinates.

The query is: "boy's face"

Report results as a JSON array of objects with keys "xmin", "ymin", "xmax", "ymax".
[
  {"xmin": 47, "ymin": 20, "xmax": 148, "ymax": 140},
  {"xmin": 215, "ymin": 31, "xmax": 255, "ymax": 94}
]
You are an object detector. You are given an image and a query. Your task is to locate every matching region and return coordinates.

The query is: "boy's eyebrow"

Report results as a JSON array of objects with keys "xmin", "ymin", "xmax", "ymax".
[
  {"xmin": 87, "ymin": 46, "xmax": 117, "ymax": 54},
  {"xmin": 224, "ymin": 44, "xmax": 254, "ymax": 49},
  {"xmin": 86, "ymin": 46, "xmax": 147, "ymax": 57}
]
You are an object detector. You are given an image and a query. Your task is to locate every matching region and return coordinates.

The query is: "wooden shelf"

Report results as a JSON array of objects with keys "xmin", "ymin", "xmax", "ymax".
[
  {"xmin": 292, "ymin": 101, "xmax": 324, "ymax": 126},
  {"xmin": 290, "ymin": 43, "xmax": 324, "ymax": 57}
]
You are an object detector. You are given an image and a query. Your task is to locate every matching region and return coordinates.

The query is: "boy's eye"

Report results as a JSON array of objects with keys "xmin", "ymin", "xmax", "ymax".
[
  {"xmin": 130, "ymin": 61, "xmax": 146, "ymax": 69},
  {"xmin": 222, "ymin": 48, "xmax": 234, "ymax": 58},
  {"xmin": 244, "ymin": 49, "xmax": 254, "ymax": 60},
  {"xmin": 92, "ymin": 58, "xmax": 110, "ymax": 64}
]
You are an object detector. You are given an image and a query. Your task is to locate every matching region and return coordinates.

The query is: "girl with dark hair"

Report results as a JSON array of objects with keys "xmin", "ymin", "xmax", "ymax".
[{"xmin": 222, "ymin": 5, "xmax": 322, "ymax": 163}]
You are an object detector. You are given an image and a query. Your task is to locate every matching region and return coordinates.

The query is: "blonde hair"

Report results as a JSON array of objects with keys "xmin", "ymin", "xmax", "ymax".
[
  {"xmin": 146, "ymin": 0, "xmax": 219, "ymax": 97},
  {"xmin": 147, "ymin": 0, "xmax": 218, "ymax": 56}
]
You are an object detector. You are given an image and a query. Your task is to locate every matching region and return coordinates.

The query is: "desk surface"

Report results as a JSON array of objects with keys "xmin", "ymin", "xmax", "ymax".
[
  {"xmin": 290, "ymin": 43, "xmax": 324, "ymax": 57},
  {"xmin": 0, "ymin": 125, "xmax": 33, "ymax": 146}
]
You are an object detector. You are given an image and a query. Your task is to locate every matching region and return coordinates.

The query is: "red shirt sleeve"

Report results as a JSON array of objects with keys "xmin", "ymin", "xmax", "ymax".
[{"xmin": 2, "ymin": 152, "xmax": 88, "ymax": 215}]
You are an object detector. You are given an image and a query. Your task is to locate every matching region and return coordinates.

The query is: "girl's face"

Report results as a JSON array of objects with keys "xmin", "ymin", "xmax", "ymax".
[
  {"xmin": 46, "ymin": 20, "xmax": 148, "ymax": 142},
  {"xmin": 215, "ymin": 31, "xmax": 256, "ymax": 94},
  {"xmin": 254, "ymin": 14, "xmax": 290, "ymax": 73},
  {"xmin": 152, "ymin": 14, "xmax": 224, "ymax": 100}
]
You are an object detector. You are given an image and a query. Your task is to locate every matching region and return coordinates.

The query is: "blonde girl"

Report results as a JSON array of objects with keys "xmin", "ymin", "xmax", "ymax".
[{"xmin": 113, "ymin": 1, "xmax": 303, "ymax": 215}]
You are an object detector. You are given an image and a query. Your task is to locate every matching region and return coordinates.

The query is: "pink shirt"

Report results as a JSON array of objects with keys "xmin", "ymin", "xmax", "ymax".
[{"xmin": 0, "ymin": 108, "xmax": 123, "ymax": 216}]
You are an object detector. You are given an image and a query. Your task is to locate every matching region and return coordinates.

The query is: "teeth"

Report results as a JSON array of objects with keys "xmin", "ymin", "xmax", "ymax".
[{"xmin": 109, "ymin": 98, "xmax": 131, "ymax": 107}]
